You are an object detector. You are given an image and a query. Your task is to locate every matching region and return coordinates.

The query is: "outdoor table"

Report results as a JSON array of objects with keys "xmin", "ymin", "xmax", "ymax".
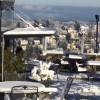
[
  {"xmin": 85, "ymin": 60, "xmax": 100, "ymax": 72},
  {"xmin": 0, "ymin": 81, "xmax": 45, "ymax": 93},
  {"xmin": 69, "ymin": 55, "xmax": 86, "ymax": 72},
  {"xmin": 61, "ymin": 60, "xmax": 69, "ymax": 65},
  {"xmin": 68, "ymin": 54, "xmax": 86, "ymax": 59},
  {"xmin": 63, "ymin": 54, "xmax": 86, "ymax": 71},
  {"xmin": 86, "ymin": 61, "xmax": 100, "ymax": 66},
  {"xmin": 59, "ymin": 59, "xmax": 69, "ymax": 71}
]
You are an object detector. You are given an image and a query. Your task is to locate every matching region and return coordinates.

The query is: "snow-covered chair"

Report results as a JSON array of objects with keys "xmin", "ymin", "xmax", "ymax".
[
  {"xmin": 11, "ymin": 85, "xmax": 38, "ymax": 100},
  {"xmin": 53, "ymin": 77, "xmax": 73, "ymax": 100},
  {"xmin": 4, "ymin": 94, "xmax": 11, "ymax": 100},
  {"xmin": 29, "ymin": 60, "xmax": 55, "ymax": 85},
  {"xmin": 30, "ymin": 66, "xmax": 41, "ymax": 81},
  {"xmin": 39, "ymin": 87, "xmax": 58, "ymax": 100},
  {"xmin": 76, "ymin": 62, "xmax": 87, "ymax": 72},
  {"xmin": 38, "ymin": 61, "xmax": 55, "ymax": 81},
  {"xmin": 75, "ymin": 61, "xmax": 97, "ymax": 81}
]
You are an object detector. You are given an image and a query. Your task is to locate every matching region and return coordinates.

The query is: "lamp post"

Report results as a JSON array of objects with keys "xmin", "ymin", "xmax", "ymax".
[
  {"xmin": 79, "ymin": 31, "xmax": 84, "ymax": 54},
  {"xmin": 95, "ymin": 15, "xmax": 99, "ymax": 53}
]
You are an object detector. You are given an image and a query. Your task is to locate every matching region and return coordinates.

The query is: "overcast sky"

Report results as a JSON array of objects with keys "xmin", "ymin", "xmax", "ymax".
[{"xmin": 15, "ymin": 0, "xmax": 100, "ymax": 7}]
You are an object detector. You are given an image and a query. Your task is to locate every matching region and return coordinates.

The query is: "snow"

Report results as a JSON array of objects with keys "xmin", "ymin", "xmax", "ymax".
[{"xmin": 50, "ymin": 71, "xmax": 100, "ymax": 100}]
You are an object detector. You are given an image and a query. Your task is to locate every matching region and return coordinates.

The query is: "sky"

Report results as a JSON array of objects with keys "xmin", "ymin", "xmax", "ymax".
[{"xmin": 15, "ymin": 0, "xmax": 100, "ymax": 7}]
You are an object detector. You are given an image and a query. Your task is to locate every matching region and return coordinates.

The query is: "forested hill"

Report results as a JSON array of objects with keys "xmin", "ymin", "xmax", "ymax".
[{"xmin": 15, "ymin": 5, "xmax": 100, "ymax": 22}]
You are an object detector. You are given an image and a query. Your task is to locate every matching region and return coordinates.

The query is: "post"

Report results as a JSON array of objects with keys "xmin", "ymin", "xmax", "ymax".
[
  {"xmin": 81, "ymin": 36, "xmax": 84, "ymax": 54},
  {"xmin": 2, "ymin": 36, "xmax": 4, "ymax": 81},
  {"xmin": 42, "ymin": 37, "xmax": 47, "ymax": 51},
  {"xmin": 78, "ymin": 31, "xmax": 84, "ymax": 54},
  {"xmin": 95, "ymin": 15, "xmax": 99, "ymax": 53},
  {"xmin": 0, "ymin": 1, "xmax": 2, "ymax": 81},
  {"xmin": 0, "ymin": 0, "xmax": 15, "ymax": 81}
]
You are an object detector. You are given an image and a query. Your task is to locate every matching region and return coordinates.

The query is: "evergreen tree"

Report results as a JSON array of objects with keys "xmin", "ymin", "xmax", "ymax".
[
  {"xmin": 66, "ymin": 32, "xmax": 71, "ymax": 43},
  {"xmin": 74, "ymin": 21, "xmax": 80, "ymax": 32}
]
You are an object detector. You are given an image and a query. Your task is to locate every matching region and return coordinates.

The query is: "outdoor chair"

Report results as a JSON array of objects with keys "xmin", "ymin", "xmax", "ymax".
[
  {"xmin": 74, "ymin": 61, "xmax": 88, "ymax": 79},
  {"xmin": 4, "ymin": 93, "xmax": 11, "ymax": 100},
  {"xmin": 75, "ymin": 61, "xmax": 98, "ymax": 81},
  {"xmin": 76, "ymin": 61, "xmax": 87, "ymax": 72},
  {"xmin": 53, "ymin": 77, "xmax": 73, "ymax": 100},
  {"xmin": 38, "ymin": 87, "xmax": 58, "ymax": 100},
  {"xmin": 11, "ymin": 85, "xmax": 38, "ymax": 100},
  {"xmin": 64, "ymin": 77, "xmax": 74, "ymax": 99}
]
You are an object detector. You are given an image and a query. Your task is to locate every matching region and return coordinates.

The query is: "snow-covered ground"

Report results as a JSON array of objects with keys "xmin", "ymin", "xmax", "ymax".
[
  {"xmin": 50, "ymin": 71, "xmax": 100, "ymax": 100},
  {"xmin": 26, "ymin": 59, "xmax": 100, "ymax": 99}
]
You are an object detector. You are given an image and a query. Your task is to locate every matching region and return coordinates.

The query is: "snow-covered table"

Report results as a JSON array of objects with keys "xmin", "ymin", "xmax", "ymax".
[
  {"xmin": 68, "ymin": 54, "xmax": 86, "ymax": 59},
  {"xmin": 86, "ymin": 61, "xmax": 100, "ymax": 66},
  {"xmin": 0, "ymin": 81, "xmax": 45, "ymax": 93}
]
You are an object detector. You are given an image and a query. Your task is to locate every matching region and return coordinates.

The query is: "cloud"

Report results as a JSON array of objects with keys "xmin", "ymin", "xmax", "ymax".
[
  {"xmin": 33, "ymin": 5, "xmax": 47, "ymax": 11},
  {"xmin": 23, "ymin": 4, "xmax": 34, "ymax": 10},
  {"xmin": 22, "ymin": 5, "xmax": 52, "ymax": 11}
]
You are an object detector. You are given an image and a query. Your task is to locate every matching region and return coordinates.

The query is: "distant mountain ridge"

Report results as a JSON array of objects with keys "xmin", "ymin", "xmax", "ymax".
[{"xmin": 15, "ymin": 5, "xmax": 100, "ymax": 22}]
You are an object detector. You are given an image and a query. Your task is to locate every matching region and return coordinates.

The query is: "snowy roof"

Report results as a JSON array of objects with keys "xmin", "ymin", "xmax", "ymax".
[{"xmin": 3, "ymin": 27, "xmax": 56, "ymax": 38}]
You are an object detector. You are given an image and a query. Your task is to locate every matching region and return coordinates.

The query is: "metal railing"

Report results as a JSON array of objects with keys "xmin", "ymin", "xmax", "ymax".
[{"xmin": 4, "ymin": 72, "xmax": 26, "ymax": 81}]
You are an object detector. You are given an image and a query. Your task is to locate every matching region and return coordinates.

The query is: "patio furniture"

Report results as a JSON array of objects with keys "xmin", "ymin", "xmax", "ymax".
[
  {"xmin": 86, "ymin": 61, "xmax": 100, "ymax": 66},
  {"xmin": 67, "ymin": 54, "xmax": 87, "ymax": 72},
  {"xmin": 11, "ymin": 85, "xmax": 38, "ymax": 100},
  {"xmin": 76, "ymin": 61, "xmax": 87, "ymax": 72},
  {"xmin": 0, "ymin": 81, "xmax": 45, "ymax": 93},
  {"xmin": 74, "ymin": 61, "xmax": 88, "ymax": 79},
  {"xmin": 53, "ymin": 77, "xmax": 73, "ymax": 100},
  {"xmin": 4, "ymin": 94, "xmax": 10, "ymax": 100},
  {"xmin": 39, "ymin": 87, "xmax": 58, "ymax": 100},
  {"xmin": 64, "ymin": 77, "xmax": 74, "ymax": 99},
  {"xmin": 28, "ymin": 60, "xmax": 56, "ymax": 86},
  {"xmin": 83, "ymin": 61, "xmax": 100, "ymax": 80},
  {"xmin": 0, "ymin": 81, "xmax": 59, "ymax": 100}
]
